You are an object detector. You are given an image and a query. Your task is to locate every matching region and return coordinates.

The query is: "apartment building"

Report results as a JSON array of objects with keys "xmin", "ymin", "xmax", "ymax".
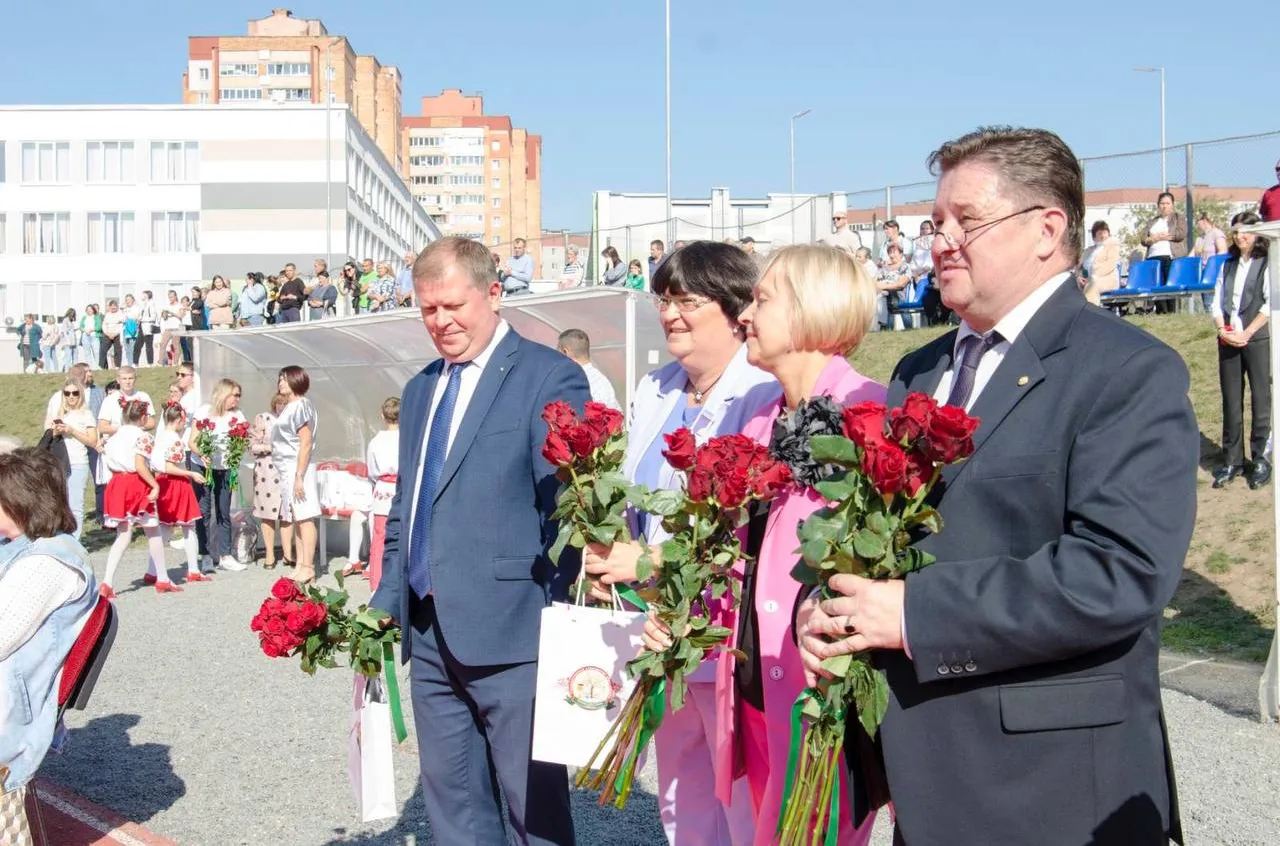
[
  {"xmin": 402, "ymin": 90, "xmax": 542, "ymax": 271},
  {"xmin": 181, "ymin": 8, "xmax": 404, "ymax": 174},
  {"xmin": 0, "ymin": 104, "xmax": 438, "ymax": 327}
]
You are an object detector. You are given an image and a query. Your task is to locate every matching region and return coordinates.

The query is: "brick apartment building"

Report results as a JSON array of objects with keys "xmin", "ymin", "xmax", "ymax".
[
  {"xmin": 402, "ymin": 90, "xmax": 543, "ymax": 271},
  {"xmin": 181, "ymin": 8, "xmax": 404, "ymax": 174}
]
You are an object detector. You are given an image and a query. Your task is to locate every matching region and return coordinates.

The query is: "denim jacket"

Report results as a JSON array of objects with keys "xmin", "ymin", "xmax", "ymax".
[{"xmin": 0, "ymin": 534, "xmax": 96, "ymax": 791}]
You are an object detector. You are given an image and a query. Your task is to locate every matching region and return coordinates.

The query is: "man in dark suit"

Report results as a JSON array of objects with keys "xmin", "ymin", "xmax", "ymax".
[
  {"xmin": 371, "ymin": 237, "xmax": 588, "ymax": 845},
  {"xmin": 798, "ymin": 127, "xmax": 1196, "ymax": 845}
]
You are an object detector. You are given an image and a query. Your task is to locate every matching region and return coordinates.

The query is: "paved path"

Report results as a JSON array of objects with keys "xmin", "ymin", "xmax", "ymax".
[{"xmin": 35, "ymin": 544, "xmax": 1280, "ymax": 845}]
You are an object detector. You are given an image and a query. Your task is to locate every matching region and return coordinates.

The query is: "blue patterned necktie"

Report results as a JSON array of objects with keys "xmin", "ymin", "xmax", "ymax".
[
  {"xmin": 945, "ymin": 332, "xmax": 1000, "ymax": 409},
  {"xmin": 408, "ymin": 362, "xmax": 466, "ymax": 599}
]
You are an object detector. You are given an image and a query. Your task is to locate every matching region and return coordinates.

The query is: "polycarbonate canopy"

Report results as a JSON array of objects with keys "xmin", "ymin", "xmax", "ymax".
[{"xmin": 192, "ymin": 288, "xmax": 675, "ymax": 461}]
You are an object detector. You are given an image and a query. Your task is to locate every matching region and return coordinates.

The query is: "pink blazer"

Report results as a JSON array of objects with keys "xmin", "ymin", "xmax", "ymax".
[{"xmin": 713, "ymin": 356, "xmax": 886, "ymax": 820}]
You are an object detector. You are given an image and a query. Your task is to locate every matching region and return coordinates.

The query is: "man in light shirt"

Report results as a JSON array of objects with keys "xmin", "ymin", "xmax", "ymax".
[
  {"xmin": 822, "ymin": 210, "xmax": 863, "ymax": 255},
  {"xmin": 557, "ymin": 328, "xmax": 620, "ymax": 411},
  {"xmin": 501, "ymin": 238, "xmax": 534, "ymax": 295}
]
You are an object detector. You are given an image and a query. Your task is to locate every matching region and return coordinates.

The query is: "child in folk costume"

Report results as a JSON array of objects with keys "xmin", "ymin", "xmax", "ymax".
[
  {"xmin": 152, "ymin": 404, "xmax": 211, "ymax": 584},
  {"xmin": 364, "ymin": 397, "xmax": 400, "ymax": 591},
  {"xmin": 100, "ymin": 399, "xmax": 181, "ymax": 598}
]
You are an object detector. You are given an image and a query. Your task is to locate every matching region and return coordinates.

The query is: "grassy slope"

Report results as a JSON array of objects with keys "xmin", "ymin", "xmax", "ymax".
[{"xmin": 2, "ymin": 317, "xmax": 1273, "ymax": 660}]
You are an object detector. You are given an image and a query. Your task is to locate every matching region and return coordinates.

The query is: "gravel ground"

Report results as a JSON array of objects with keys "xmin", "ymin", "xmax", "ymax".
[{"xmin": 37, "ymin": 543, "xmax": 1280, "ymax": 845}]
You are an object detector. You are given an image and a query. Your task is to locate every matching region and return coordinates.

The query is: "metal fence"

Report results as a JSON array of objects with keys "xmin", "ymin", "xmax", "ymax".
[{"xmin": 563, "ymin": 131, "xmax": 1279, "ymax": 283}]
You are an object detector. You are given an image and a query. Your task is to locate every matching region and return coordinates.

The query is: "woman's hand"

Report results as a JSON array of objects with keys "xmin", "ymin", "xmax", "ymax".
[
  {"xmin": 796, "ymin": 595, "xmax": 834, "ymax": 687},
  {"xmin": 147, "ymin": 485, "xmax": 160, "ymax": 503},
  {"xmin": 640, "ymin": 609, "xmax": 673, "ymax": 654},
  {"xmin": 294, "ymin": 474, "xmax": 306, "ymax": 502}
]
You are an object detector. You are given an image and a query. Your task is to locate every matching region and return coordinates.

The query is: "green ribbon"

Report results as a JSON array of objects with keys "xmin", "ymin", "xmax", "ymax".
[
  {"xmin": 610, "ymin": 584, "xmax": 667, "ymax": 799},
  {"xmin": 382, "ymin": 641, "xmax": 408, "ymax": 744},
  {"xmin": 777, "ymin": 689, "xmax": 840, "ymax": 845}
]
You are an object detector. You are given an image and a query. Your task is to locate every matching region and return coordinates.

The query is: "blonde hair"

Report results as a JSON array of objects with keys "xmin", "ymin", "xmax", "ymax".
[
  {"xmin": 59, "ymin": 379, "xmax": 86, "ymax": 416},
  {"xmin": 760, "ymin": 244, "xmax": 875, "ymax": 355},
  {"xmin": 270, "ymin": 392, "xmax": 289, "ymax": 415},
  {"xmin": 210, "ymin": 378, "xmax": 242, "ymax": 417}
]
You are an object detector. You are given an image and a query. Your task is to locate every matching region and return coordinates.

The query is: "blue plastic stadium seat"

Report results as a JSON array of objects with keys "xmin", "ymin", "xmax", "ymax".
[
  {"xmin": 893, "ymin": 276, "xmax": 930, "ymax": 312},
  {"xmin": 1164, "ymin": 256, "xmax": 1207, "ymax": 293},
  {"xmin": 1201, "ymin": 253, "xmax": 1229, "ymax": 291},
  {"xmin": 1127, "ymin": 259, "xmax": 1164, "ymax": 292}
]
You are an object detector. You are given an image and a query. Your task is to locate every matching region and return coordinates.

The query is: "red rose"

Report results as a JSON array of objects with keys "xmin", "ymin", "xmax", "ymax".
[
  {"xmin": 717, "ymin": 469, "xmax": 750, "ymax": 509},
  {"xmin": 271, "ymin": 578, "xmax": 302, "ymax": 601},
  {"xmin": 750, "ymin": 460, "xmax": 793, "ymax": 499},
  {"xmin": 249, "ymin": 612, "xmax": 265, "ymax": 633},
  {"xmin": 842, "ymin": 402, "xmax": 889, "ymax": 450},
  {"xmin": 662, "ymin": 428, "xmax": 697, "ymax": 471},
  {"xmin": 260, "ymin": 637, "xmax": 286, "ymax": 658},
  {"xmin": 890, "ymin": 392, "xmax": 937, "ymax": 444},
  {"xmin": 285, "ymin": 610, "xmax": 310, "ymax": 634},
  {"xmin": 263, "ymin": 616, "xmax": 286, "ymax": 637},
  {"xmin": 923, "ymin": 405, "xmax": 980, "ymax": 463},
  {"xmin": 862, "ymin": 441, "xmax": 909, "ymax": 496},
  {"xmin": 687, "ymin": 466, "xmax": 714, "ymax": 502},
  {"xmin": 303, "ymin": 600, "xmax": 328, "ymax": 629},
  {"xmin": 563, "ymin": 423, "xmax": 598, "ymax": 458},
  {"xmin": 264, "ymin": 597, "xmax": 290, "ymax": 617},
  {"xmin": 541, "ymin": 401, "xmax": 578, "ymax": 433},
  {"xmin": 904, "ymin": 449, "xmax": 934, "ymax": 497},
  {"xmin": 584, "ymin": 402, "xmax": 624, "ymax": 437},
  {"xmin": 541, "ymin": 431, "xmax": 573, "ymax": 466}
]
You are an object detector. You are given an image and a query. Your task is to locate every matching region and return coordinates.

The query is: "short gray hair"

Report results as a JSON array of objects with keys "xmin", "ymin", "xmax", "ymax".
[{"xmin": 414, "ymin": 237, "xmax": 498, "ymax": 290}]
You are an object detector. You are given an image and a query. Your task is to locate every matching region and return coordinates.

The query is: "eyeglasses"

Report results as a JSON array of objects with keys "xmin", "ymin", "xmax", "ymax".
[
  {"xmin": 63, "ymin": 390, "xmax": 80, "ymax": 397},
  {"xmin": 651, "ymin": 294, "xmax": 713, "ymax": 313},
  {"xmin": 932, "ymin": 206, "xmax": 1046, "ymax": 251}
]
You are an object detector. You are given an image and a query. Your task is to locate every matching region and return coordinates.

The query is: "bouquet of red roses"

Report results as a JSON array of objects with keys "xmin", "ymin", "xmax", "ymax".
[
  {"xmin": 541, "ymin": 400, "xmax": 634, "ymax": 586},
  {"xmin": 224, "ymin": 419, "xmax": 252, "ymax": 492},
  {"xmin": 776, "ymin": 392, "xmax": 979, "ymax": 846},
  {"xmin": 575, "ymin": 429, "xmax": 792, "ymax": 808},
  {"xmin": 192, "ymin": 418, "xmax": 216, "ymax": 485}
]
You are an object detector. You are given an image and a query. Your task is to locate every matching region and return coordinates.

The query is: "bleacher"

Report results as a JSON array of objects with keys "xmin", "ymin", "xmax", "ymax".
[{"xmin": 1101, "ymin": 255, "xmax": 1224, "ymax": 310}]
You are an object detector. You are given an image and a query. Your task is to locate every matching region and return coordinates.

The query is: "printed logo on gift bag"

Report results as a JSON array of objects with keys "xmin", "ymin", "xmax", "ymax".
[{"xmin": 560, "ymin": 665, "xmax": 622, "ymax": 711}]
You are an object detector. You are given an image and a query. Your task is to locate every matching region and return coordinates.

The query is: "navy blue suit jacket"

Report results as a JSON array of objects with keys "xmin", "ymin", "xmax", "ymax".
[{"xmin": 371, "ymin": 327, "xmax": 590, "ymax": 667}]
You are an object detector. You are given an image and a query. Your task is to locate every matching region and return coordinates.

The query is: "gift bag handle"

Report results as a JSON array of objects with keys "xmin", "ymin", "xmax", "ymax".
[{"xmin": 571, "ymin": 561, "xmax": 625, "ymax": 613}]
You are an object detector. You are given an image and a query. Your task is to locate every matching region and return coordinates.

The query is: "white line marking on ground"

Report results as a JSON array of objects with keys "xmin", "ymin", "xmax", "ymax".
[
  {"xmin": 33, "ymin": 786, "xmax": 150, "ymax": 846},
  {"xmin": 1161, "ymin": 658, "xmax": 1215, "ymax": 677}
]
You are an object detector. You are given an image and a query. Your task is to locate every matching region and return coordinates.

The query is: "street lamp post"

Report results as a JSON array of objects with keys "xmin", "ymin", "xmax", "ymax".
[
  {"xmin": 325, "ymin": 40, "xmax": 334, "ymax": 275},
  {"xmin": 789, "ymin": 108, "xmax": 811, "ymax": 245},
  {"xmin": 1134, "ymin": 66, "xmax": 1166, "ymax": 190},
  {"xmin": 664, "ymin": 0, "xmax": 672, "ymax": 247}
]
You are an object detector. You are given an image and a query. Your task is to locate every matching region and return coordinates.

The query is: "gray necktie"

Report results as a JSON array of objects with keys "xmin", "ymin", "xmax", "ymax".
[{"xmin": 946, "ymin": 332, "xmax": 1000, "ymax": 409}]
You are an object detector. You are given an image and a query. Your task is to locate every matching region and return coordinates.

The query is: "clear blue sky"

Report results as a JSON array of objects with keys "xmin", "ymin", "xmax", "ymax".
[{"xmin": 3, "ymin": 1, "xmax": 1277, "ymax": 232}]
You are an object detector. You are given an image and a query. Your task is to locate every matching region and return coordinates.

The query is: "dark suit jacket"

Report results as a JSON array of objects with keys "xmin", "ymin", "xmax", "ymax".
[
  {"xmin": 371, "ymin": 326, "xmax": 590, "ymax": 667},
  {"xmin": 852, "ymin": 280, "xmax": 1195, "ymax": 846}
]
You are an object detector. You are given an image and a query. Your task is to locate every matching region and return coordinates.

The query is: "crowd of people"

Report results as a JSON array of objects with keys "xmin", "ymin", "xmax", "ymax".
[{"xmin": 13, "ymin": 255, "xmax": 419, "ymax": 376}]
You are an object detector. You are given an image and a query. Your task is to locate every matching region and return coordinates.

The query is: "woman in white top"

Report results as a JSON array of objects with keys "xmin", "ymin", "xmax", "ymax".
[
  {"xmin": 99, "ymin": 300, "xmax": 126, "ymax": 369},
  {"xmin": 362, "ymin": 397, "xmax": 400, "ymax": 591},
  {"xmin": 1142, "ymin": 191, "xmax": 1186, "ymax": 314},
  {"xmin": 50, "ymin": 380, "xmax": 98, "ymax": 539},
  {"xmin": 189, "ymin": 379, "xmax": 249, "ymax": 573},
  {"xmin": 559, "ymin": 245, "xmax": 585, "ymax": 289},
  {"xmin": 271, "ymin": 366, "xmax": 320, "ymax": 584},
  {"xmin": 0, "ymin": 449, "xmax": 97, "ymax": 842}
]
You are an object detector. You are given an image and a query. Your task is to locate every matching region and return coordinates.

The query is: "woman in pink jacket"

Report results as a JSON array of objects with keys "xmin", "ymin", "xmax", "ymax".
[{"xmin": 646, "ymin": 244, "xmax": 883, "ymax": 844}]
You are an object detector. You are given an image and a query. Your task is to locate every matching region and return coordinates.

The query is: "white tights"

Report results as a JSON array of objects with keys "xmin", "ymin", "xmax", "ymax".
[{"xmin": 102, "ymin": 524, "xmax": 168, "ymax": 588}]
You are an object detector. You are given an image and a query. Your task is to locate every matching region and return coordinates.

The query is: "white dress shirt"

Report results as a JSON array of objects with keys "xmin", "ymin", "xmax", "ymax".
[
  {"xmin": 581, "ymin": 361, "xmax": 621, "ymax": 411},
  {"xmin": 1210, "ymin": 258, "xmax": 1270, "ymax": 332},
  {"xmin": 407, "ymin": 319, "xmax": 511, "ymax": 544},
  {"xmin": 931, "ymin": 272, "xmax": 1073, "ymax": 411}
]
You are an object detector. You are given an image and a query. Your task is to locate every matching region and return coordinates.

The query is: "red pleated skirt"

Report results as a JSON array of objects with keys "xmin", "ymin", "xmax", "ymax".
[
  {"xmin": 103, "ymin": 472, "xmax": 158, "ymax": 528},
  {"xmin": 156, "ymin": 474, "xmax": 201, "ymax": 526}
]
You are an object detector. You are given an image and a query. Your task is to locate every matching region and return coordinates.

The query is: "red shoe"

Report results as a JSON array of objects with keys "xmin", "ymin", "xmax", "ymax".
[
  {"xmin": 99, "ymin": 584, "xmax": 117, "ymax": 601},
  {"xmin": 155, "ymin": 582, "xmax": 185, "ymax": 594},
  {"xmin": 143, "ymin": 574, "xmax": 158, "ymax": 586},
  {"xmin": 186, "ymin": 572, "xmax": 214, "ymax": 583}
]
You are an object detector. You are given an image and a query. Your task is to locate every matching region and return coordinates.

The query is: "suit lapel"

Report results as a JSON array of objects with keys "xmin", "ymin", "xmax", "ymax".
[
  {"xmin": 891, "ymin": 331, "xmax": 956, "ymax": 406},
  {"xmin": 434, "ymin": 329, "xmax": 520, "ymax": 502},
  {"xmin": 407, "ymin": 362, "xmax": 442, "ymax": 490}
]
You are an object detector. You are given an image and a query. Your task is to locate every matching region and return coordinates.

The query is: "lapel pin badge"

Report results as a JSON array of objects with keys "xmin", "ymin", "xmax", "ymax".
[{"xmin": 1016, "ymin": 376, "xmax": 1029, "ymax": 386}]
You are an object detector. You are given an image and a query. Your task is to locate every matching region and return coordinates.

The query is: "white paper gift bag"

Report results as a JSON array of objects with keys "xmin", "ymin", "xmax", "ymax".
[
  {"xmin": 348, "ymin": 673, "xmax": 398, "ymax": 823},
  {"xmin": 531, "ymin": 596, "xmax": 647, "ymax": 768}
]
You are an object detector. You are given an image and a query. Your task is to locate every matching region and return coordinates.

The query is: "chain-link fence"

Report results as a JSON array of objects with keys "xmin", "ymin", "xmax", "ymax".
[{"xmin": 511, "ymin": 131, "xmax": 1280, "ymax": 285}]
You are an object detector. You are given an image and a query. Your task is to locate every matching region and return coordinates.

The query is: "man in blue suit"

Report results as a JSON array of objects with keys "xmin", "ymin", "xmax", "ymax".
[{"xmin": 371, "ymin": 236, "xmax": 588, "ymax": 845}]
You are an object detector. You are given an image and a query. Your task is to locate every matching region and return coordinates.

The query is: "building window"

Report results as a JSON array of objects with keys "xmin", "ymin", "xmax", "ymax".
[
  {"xmin": 450, "ymin": 194, "xmax": 485, "ymax": 206},
  {"xmin": 492, "ymin": 198, "xmax": 501, "ymax": 209},
  {"xmin": 22, "ymin": 213, "xmax": 71, "ymax": 254},
  {"xmin": 150, "ymin": 142, "xmax": 199, "ymax": 183},
  {"xmin": 220, "ymin": 62, "xmax": 257, "ymax": 77},
  {"xmin": 0, "ymin": 142, "xmax": 5, "ymax": 183},
  {"xmin": 20, "ymin": 142, "xmax": 71, "ymax": 183},
  {"xmin": 491, "ymin": 159, "xmax": 501, "ymax": 172},
  {"xmin": 219, "ymin": 87, "xmax": 262, "ymax": 101},
  {"xmin": 409, "ymin": 136, "xmax": 443, "ymax": 148},
  {"xmin": 270, "ymin": 88, "xmax": 311, "ymax": 102},
  {"xmin": 448, "ymin": 174, "xmax": 484, "ymax": 187},
  {"xmin": 450, "ymin": 213, "xmax": 484, "ymax": 225},
  {"xmin": 88, "ymin": 212, "xmax": 135, "ymax": 254},
  {"xmin": 198, "ymin": 92, "xmax": 210, "ymax": 104},
  {"xmin": 449, "ymin": 155, "xmax": 483, "ymax": 167},
  {"xmin": 411, "ymin": 175, "xmax": 445, "ymax": 186},
  {"xmin": 491, "ymin": 140, "xmax": 500, "ymax": 151},
  {"xmin": 0, "ymin": 214, "xmax": 6, "ymax": 253},
  {"xmin": 150, "ymin": 212, "xmax": 200, "ymax": 253},
  {"xmin": 491, "ymin": 177, "xmax": 500, "ymax": 189},
  {"xmin": 198, "ymin": 67, "xmax": 210, "ymax": 82},
  {"xmin": 266, "ymin": 62, "xmax": 309, "ymax": 76},
  {"xmin": 410, "ymin": 154, "xmax": 445, "ymax": 168},
  {"xmin": 415, "ymin": 194, "xmax": 442, "ymax": 206},
  {"xmin": 493, "ymin": 236, "xmax": 501, "ymax": 246},
  {"xmin": 86, "ymin": 142, "xmax": 135, "ymax": 183},
  {"xmin": 493, "ymin": 216, "xmax": 503, "ymax": 229}
]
